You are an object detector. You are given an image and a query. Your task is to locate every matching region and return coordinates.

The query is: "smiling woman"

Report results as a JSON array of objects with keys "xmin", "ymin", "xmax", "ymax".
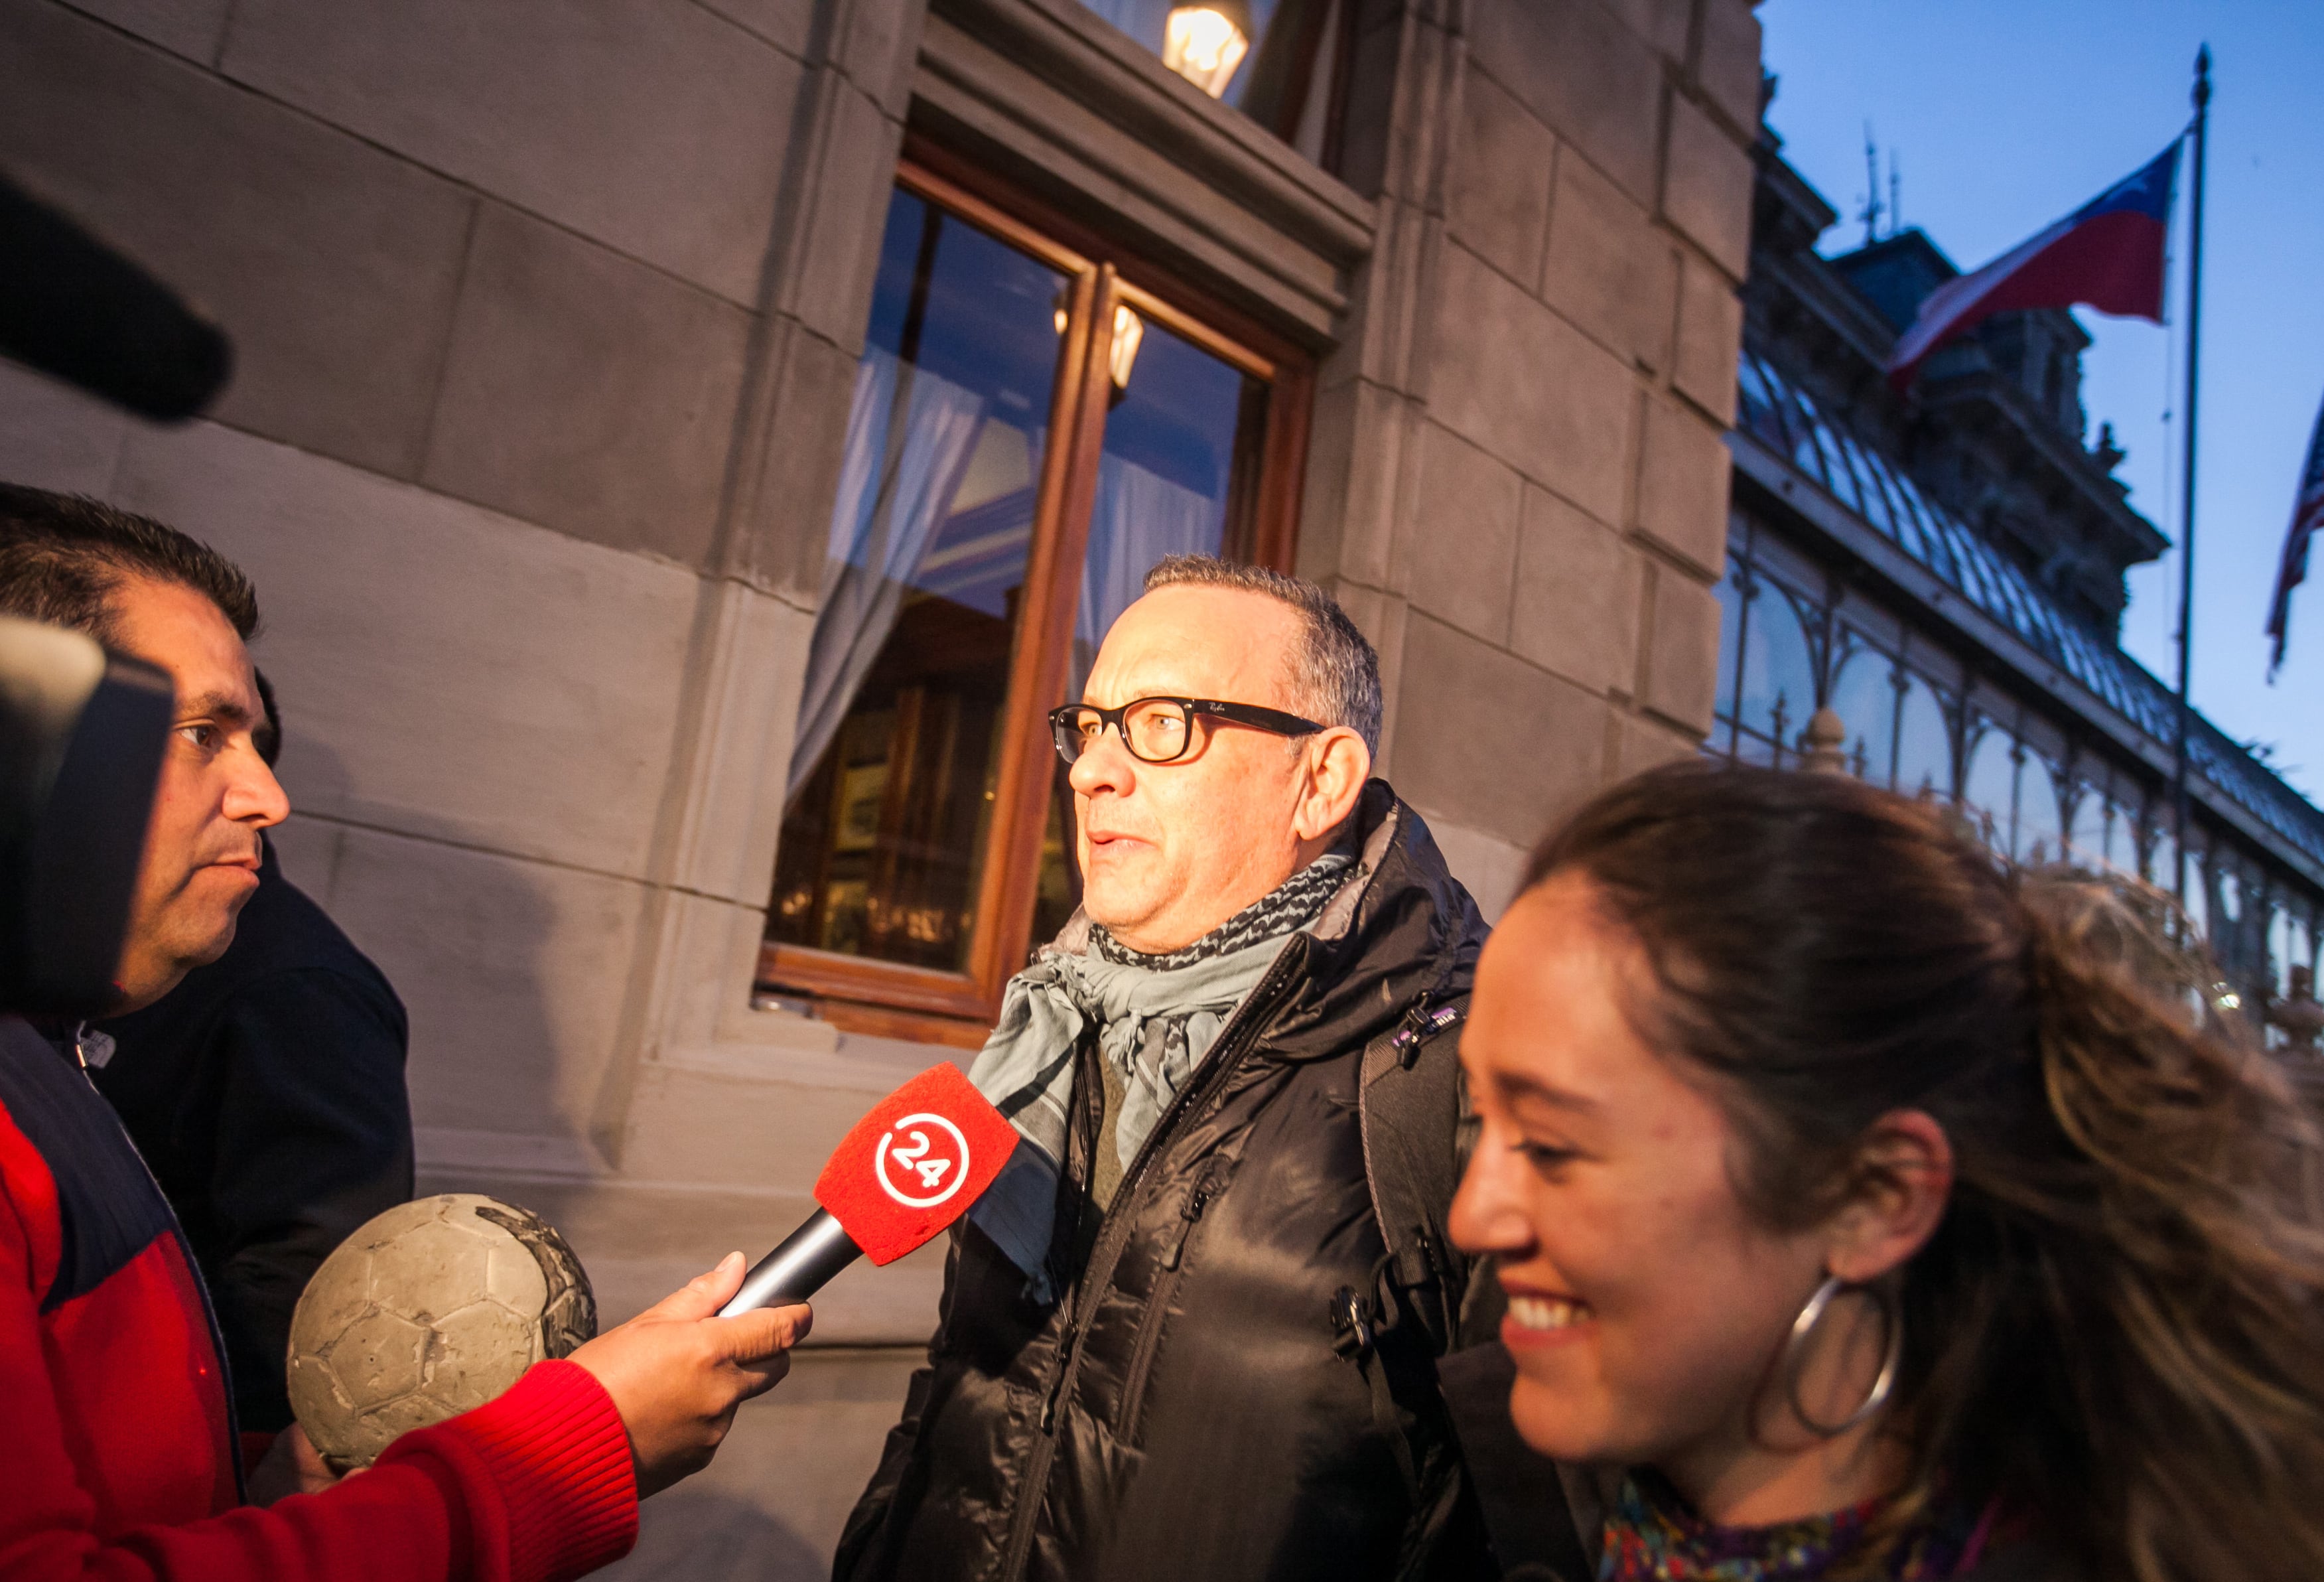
[{"xmin": 1453, "ymin": 762, "xmax": 2324, "ymax": 1582}]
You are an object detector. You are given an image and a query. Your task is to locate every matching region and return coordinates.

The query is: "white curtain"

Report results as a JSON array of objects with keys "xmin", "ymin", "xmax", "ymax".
[
  {"xmin": 787, "ymin": 348, "xmax": 987, "ymax": 798},
  {"xmin": 1069, "ymin": 453, "xmax": 1227, "ymax": 699}
]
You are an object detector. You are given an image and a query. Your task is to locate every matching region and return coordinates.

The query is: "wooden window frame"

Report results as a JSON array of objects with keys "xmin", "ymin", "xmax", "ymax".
[{"xmin": 758, "ymin": 141, "xmax": 1315, "ymax": 1047}]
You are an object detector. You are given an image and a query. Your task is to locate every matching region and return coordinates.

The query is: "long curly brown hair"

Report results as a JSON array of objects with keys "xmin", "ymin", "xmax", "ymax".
[{"xmin": 1525, "ymin": 762, "xmax": 2324, "ymax": 1582}]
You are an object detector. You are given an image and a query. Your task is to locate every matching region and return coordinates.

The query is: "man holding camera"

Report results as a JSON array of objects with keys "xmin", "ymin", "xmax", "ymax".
[{"xmin": 0, "ymin": 484, "xmax": 807, "ymax": 1581}]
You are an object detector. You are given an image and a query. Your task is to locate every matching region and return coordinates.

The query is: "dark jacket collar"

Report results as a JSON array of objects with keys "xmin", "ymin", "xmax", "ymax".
[
  {"xmin": 1258, "ymin": 779, "xmax": 1487, "ymax": 1061},
  {"xmin": 1040, "ymin": 779, "xmax": 1487, "ymax": 1063}
]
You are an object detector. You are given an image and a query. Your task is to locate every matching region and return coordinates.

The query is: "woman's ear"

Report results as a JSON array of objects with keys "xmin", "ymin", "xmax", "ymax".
[
  {"xmin": 1292, "ymin": 727, "xmax": 1371, "ymax": 843},
  {"xmin": 1822, "ymin": 1109, "xmax": 1955, "ymax": 1285}
]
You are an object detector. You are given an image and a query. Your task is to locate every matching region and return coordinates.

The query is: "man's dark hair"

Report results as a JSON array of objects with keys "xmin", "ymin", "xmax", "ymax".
[
  {"xmin": 1141, "ymin": 555, "xmax": 1383, "ymax": 753},
  {"xmin": 0, "ymin": 482, "xmax": 258, "ymax": 646}
]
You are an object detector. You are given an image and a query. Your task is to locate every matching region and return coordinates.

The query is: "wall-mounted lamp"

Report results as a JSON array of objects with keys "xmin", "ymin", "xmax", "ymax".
[
  {"xmin": 1106, "ymin": 305, "xmax": 1144, "ymax": 391},
  {"xmin": 1053, "ymin": 295, "xmax": 1146, "ymax": 393},
  {"xmin": 1162, "ymin": 1, "xmax": 1252, "ymax": 99}
]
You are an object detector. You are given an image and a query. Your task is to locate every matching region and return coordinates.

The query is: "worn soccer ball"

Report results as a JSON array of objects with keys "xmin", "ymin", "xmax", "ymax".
[{"xmin": 286, "ymin": 1193, "xmax": 597, "ymax": 1469}]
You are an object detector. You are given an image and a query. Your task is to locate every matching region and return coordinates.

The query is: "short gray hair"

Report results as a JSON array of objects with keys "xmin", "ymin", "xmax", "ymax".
[{"xmin": 1141, "ymin": 555, "xmax": 1382, "ymax": 754}]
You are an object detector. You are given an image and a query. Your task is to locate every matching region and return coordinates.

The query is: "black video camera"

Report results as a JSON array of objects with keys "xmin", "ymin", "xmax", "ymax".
[
  {"xmin": 0, "ymin": 620, "xmax": 171, "ymax": 1012},
  {"xmin": 0, "ymin": 172, "xmax": 232, "ymax": 1012}
]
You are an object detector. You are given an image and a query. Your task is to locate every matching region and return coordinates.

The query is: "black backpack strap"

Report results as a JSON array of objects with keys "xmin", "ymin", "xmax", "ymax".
[
  {"xmin": 1357, "ymin": 990, "xmax": 1470, "ymax": 1356},
  {"xmin": 1357, "ymin": 995, "xmax": 1600, "ymax": 1582}
]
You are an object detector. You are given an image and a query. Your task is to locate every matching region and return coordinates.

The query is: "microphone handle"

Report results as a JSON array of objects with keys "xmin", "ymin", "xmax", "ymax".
[{"xmin": 719, "ymin": 1209, "xmax": 862, "ymax": 1317}]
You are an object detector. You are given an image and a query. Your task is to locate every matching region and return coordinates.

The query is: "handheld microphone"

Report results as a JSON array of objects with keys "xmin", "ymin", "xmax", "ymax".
[{"xmin": 720, "ymin": 1060, "xmax": 1019, "ymax": 1317}]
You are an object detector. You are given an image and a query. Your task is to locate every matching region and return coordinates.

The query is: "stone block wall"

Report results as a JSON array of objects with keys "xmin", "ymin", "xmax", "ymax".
[
  {"xmin": 1308, "ymin": 0, "xmax": 1757, "ymax": 918},
  {"xmin": 0, "ymin": 0, "xmax": 928, "ymax": 1176}
]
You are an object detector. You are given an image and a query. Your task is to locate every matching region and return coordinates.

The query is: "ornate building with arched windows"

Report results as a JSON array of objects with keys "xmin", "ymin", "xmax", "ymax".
[{"xmin": 1720, "ymin": 115, "xmax": 2324, "ymax": 1031}]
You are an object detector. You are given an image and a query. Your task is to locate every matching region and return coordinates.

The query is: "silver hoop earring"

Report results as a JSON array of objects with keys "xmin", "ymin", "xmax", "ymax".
[{"xmin": 1780, "ymin": 1275, "xmax": 1901, "ymax": 1437}]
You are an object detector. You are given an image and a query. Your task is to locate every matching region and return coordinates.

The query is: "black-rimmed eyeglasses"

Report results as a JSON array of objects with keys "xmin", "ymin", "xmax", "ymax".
[{"xmin": 1047, "ymin": 696, "xmax": 1323, "ymax": 765}]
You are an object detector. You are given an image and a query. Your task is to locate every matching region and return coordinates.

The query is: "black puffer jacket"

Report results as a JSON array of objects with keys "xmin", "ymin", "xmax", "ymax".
[{"xmin": 836, "ymin": 784, "xmax": 1495, "ymax": 1582}]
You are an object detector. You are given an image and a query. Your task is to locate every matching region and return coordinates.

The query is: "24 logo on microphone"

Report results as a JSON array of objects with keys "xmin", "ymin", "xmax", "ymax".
[
  {"xmin": 875, "ymin": 1113, "xmax": 971, "ymax": 1208},
  {"xmin": 809, "ymin": 1060, "xmax": 1021, "ymax": 1265}
]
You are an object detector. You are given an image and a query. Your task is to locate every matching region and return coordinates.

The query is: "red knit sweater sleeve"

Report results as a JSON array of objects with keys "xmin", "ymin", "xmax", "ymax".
[
  {"xmin": 0, "ymin": 1161, "xmax": 639, "ymax": 1582},
  {"xmin": 102, "ymin": 1362, "xmax": 638, "ymax": 1582}
]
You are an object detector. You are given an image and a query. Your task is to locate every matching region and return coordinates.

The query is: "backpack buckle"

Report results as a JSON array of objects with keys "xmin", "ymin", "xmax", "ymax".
[{"xmin": 1329, "ymin": 1285, "xmax": 1374, "ymax": 1358}]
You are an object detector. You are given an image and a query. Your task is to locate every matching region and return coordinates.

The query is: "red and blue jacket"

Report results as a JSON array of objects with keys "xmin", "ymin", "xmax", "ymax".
[{"xmin": 0, "ymin": 1013, "xmax": 639, "ymax": 1580}]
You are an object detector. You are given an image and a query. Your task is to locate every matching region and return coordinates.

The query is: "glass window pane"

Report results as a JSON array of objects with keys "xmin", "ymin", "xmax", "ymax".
[
  {"xmin": 2018, "ymin": 755, "xmax": 2063, "ymax": 865},
  {"xmin": 2147, "ymin": 825, "xmax": 2175, "ymax": 891},
  {"xmin": 1067, "ymin": 310, "xmax": 1260, "ymax": 693},
  {"xmin": 770, "ymin": 188, "xmax": 1071, "ymax": 972},
  {"xmin": 1737, "ymin": 579, "xmax": 1814, "ymax": 748},
  {"xmin": 1035, "ymin": 309, "xmax": 1266, "ymax": 942},
  {"xmin": 2183, "ymin": 847, "xmax": 2209, "ymax": 944},
  {"xmin": 2065, "ymin": 780, "xmax": 2106, "ymax": 867},
  {"xmin": 1784, "ymin": 385, "xmax": 1837, "ymax": 492},
  {"xmin": 1852, "ymin": 449, "xmax": 1904, "ymax": 542},
  {"xmin": 1828, "ymin": 644, "xmax": 1899, "ymax": 786},
  {"xmin": 1963, "ymin": 723, "xmax": 2019, "ymax": 856},
  {"xmin": 1736, "ymin": 355, "xmax": 1783, "ymax": 447},
  {"xmin": 2104, "ymin": 792, "xmax": 2139, "ymax": 875},
  {"xmin": 1713, "ymin": 555, "xmax": 1747, "ymax": 738},
  {"xmin": 1818, "ymin": 429, "xmax": 1868, "ymax": 516},
  {"xmin": 1894, "ymin": 672, "xmax": 1954, "ymax": 801}
]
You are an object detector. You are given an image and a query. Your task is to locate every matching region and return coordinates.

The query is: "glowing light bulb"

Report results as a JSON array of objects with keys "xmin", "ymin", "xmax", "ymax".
[
  {"xmin": 1162, "ymin": 5, "xmax": 1251, "ymax": 98},
  {"xmin": 1107, "ymin": 305, "xmax": 1144, "ymax": 390}
]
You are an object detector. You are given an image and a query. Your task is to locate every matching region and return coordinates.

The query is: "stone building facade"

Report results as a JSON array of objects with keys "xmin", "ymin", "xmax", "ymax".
[{"xmin": 0, "ymin": 0, "xmax": 1760, "ymax": 1568}]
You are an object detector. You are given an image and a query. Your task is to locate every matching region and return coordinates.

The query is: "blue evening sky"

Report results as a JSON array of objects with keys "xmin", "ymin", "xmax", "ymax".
[{"xmin": 1758, "ymin": 0, "xmax": 2324, "ymax": 798}]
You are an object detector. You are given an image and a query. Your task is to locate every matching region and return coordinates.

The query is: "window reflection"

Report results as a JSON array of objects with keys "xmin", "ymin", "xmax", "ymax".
[
  {"xmin": 1737, "ymin": 579, "xmax": 1814, "ymax": 752},
  {"xmin": 2065, "ymin": 780, "xmax": 2106, "ymax": 866},
  {"xmin": 2147, "ymin": 826, "xmax": 2175, "ymax": 891},
  {"xmin": 2017, "ymin": 755, "xmax": 2063, "ymax": 865},
  {"xmin": 770, "ymin": 191, "xmax": 1068, "ymax": 972},
  {"xmin": 1963, "ymin": 725, "xmax": 2019, "ymax": 855},
  {"xmin": 1893, "ymin": 673, "xmax": 1954, "ymax": 800},
  {"xmin": 1034, "ymin": 310, "xmax": 1266, "ymax": 942},
  {"xmin": 1712, "ymin": 556, "xmax": 1746, "ymax": 752},
  {"xmin": 1827, "ymin": 646, "xmax": 1899, "ymax": 786},
  {"xmin": 2106, "ymin": 793, "xmax": 2140, "ymax": 875}
]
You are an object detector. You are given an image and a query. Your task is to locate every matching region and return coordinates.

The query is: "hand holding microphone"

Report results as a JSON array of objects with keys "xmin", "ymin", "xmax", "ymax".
[
  {"xmin": 721, "ymin": 1060, "xmax": 1021, "ymax": 1315},
  {"xmin": 570, "ymin": 1254, "xmax": 812, "ymax": 1497},
  {"xmin": 547, "ymin": 1062, "xmax": 1016, "ymax": 1498}
]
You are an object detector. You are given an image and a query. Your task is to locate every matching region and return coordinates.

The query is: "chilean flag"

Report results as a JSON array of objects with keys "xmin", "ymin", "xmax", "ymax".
[
  {"xmin": 2268, "ymin": 390, "xmax": 2324, "ymax": 681},
  {"xmin": 1885, "ymin": 141, "xmax": 2181, "ymax": 388}
]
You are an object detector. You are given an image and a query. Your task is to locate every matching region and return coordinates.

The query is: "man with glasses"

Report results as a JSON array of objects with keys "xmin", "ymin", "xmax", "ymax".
[{"xmin": 836, "ymin": 555, "xmax": 1507, "ymax": 1582}]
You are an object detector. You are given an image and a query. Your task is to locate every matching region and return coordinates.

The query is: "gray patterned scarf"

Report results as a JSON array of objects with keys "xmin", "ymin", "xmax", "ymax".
[{"xmin": 967, "ymin": 854, "xmax": 1352, "ymax": 1301}]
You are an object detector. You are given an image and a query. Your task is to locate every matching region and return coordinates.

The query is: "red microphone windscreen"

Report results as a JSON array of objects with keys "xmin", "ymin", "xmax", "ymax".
[{"xmin": 813, "ymin": 1061, "xmax": 1020, "ymax": 1265}]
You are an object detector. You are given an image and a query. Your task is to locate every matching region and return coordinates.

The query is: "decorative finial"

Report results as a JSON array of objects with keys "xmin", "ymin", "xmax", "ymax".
[
  {"xmin": 1860, "ymin": 123, "xmax": 1884, "ymax": 246},
  {"xmin": 2194, "ymin": 44, "xmax": 2212, "ymax": 109},
  {"xmin": 1798, "ymin": 707, "xmax": 1850, "ymax": 774}
]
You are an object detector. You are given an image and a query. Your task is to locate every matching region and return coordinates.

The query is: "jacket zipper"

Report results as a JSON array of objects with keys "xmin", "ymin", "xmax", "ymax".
[
  {"xmin": 1113, "ymin": 1154, "xmax": 1233, "ymax": 1443},
  {"xmin": 997, "ymin": 943, "xmax": 1308, "ymax": 1582}
]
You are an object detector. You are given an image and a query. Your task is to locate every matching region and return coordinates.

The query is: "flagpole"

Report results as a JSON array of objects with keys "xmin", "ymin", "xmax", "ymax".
[{"xmin": 2171, "ymin": 44, "xmax": 2211, "ymax": 906}]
